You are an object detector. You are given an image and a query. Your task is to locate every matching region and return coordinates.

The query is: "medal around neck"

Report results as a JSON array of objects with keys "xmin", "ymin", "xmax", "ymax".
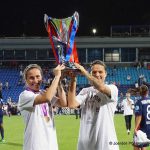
[{"xmin": 44, "ymin": 11, "xmax": 80, "ymax": 74}]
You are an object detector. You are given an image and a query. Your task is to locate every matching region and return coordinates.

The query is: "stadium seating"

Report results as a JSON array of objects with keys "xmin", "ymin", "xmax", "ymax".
[
  {"xmin": 0, "ymin": 68, "xmax": 24, "ymax": 102},
  {"xmin": 0, "ymin": 66, "xmax": 149, "ymax": 103}
]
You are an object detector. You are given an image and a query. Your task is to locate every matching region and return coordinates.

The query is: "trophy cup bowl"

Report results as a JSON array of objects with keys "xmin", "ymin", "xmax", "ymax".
[{"xmin": 44, "ymin": 12, "xmax": 80, "ymax": 74}]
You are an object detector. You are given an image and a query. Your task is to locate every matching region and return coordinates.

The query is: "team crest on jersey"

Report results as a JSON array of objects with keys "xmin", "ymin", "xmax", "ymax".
[{"xmin": 135, "ymin": 105, "xmax": 140, "ymax": 111}]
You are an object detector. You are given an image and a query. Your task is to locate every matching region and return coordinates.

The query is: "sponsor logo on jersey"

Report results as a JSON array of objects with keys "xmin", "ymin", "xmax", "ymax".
[{"xmin": 141, "ymin": 100, "xmax": 150, "ymax": 104}]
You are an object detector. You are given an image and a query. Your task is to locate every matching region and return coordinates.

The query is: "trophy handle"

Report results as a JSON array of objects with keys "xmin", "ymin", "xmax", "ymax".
[{"xmin": 44, "ymin": 14, "xmax": 49, "ymax": 32}]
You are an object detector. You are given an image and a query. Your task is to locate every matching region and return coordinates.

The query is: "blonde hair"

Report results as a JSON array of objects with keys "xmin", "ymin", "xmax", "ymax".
[{"xmin": 23, "ymin": 64, "xmax": 43, "ymax": 81}]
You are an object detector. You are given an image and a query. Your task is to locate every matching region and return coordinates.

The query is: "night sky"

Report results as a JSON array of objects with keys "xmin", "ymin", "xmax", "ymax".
[{"xmin": 1, "ymin": 0, "xmax": 150, "ymax": 37}]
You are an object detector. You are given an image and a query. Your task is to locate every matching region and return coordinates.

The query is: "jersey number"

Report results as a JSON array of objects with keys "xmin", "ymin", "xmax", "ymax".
[{"xmin": 147, "ymin": 105, "xmax": 150, "ymax": 120}]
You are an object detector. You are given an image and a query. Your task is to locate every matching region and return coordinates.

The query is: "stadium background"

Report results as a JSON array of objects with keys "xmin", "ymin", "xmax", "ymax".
[{"xmin": 0, "ymin": 25, "xmax": 150, "ymax": 114}]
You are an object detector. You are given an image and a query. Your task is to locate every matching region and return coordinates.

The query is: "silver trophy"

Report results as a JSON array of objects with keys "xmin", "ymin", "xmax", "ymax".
[{"xmin": 44, "ymin": 12, "xmax": 80, "ymax": 73}]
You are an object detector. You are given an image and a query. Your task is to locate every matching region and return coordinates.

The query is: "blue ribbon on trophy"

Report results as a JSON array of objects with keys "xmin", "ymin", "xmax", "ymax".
[{"xmin": 44, "ymin": 11, "xmax": 79, "ymax": 71}]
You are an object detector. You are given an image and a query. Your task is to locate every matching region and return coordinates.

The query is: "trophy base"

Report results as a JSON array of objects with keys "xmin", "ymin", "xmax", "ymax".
[{"xmin": 63, "ymin": 61, "xmax": 81, "ymax": 74}]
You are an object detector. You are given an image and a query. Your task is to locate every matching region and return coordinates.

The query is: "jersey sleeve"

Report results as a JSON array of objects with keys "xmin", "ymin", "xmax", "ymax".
[
  {"xmin": 106, "ymin": 84, "xmax": 118, "ymax": 102},
  {"xmin": 18, "ymin": 90, "xmax": 37, "ymax": 111},
  {"xmin": 76, "ymin": 88, "xmax": 89, "ymax": 105},
  {"xmin": 131, "ymin": 100, "xmax": 135, "ymax": 109},
  {"xmin": 134, "ymin": 100, "xmax": 142, "ymax": 116}
]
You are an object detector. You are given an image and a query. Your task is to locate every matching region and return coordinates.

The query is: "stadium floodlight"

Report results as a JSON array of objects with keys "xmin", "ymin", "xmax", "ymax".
[{"xmin": 92, "ymin": 28, "xmax": 97, "ymax": 36}]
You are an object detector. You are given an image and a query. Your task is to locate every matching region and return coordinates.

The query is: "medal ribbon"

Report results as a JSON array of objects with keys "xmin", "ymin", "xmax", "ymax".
[{"xmin": 41, "ymin": 104, "xmax": 48, "ymax": 116}]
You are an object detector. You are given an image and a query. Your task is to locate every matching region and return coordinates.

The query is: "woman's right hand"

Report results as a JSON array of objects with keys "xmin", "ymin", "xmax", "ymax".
[{"xmin": 53, "ymin": 64, "xmax": 65, "ymax": 78}]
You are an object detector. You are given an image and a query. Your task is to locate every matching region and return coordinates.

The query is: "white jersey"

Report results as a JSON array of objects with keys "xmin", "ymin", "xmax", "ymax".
[
  {"xmin": 122, "ymin": 98, "xmax": 134, "ymax": 116},
  {"xmin": 76, "ymin": 84, "xmax": 119, "ymax": 150},
  {"xmin": 18, "ymin": 90, "xmax": 58, "ymax": 150}
]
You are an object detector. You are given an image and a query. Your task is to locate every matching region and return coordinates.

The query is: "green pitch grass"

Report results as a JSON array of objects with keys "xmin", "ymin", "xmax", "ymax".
[{"xmin": 1, "ymin": 114, "xmax": 135, "ymax": 150}]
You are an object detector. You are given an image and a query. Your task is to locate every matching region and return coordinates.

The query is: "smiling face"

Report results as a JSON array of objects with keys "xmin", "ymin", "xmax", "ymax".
[
  {"xmin": 91, "ymin": 64, "xmax": 107, "ymax": 83},
  {"xmin": 24, "ymin": 64, "xmax": 43, "ymax": 92}
]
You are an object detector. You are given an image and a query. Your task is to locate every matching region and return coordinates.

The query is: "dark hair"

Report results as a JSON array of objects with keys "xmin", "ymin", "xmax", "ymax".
[
  {"xmin": 91, "ymin": 60, "xmax": 106, "ymax": 70},
  {"xmin": 140, "ymin": 85, "xmax": 148, "ymax": 96}
]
